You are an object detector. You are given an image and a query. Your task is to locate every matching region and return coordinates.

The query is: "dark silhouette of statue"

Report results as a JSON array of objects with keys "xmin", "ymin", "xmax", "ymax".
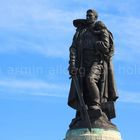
[{"xmin": 68, "ymin": 9, "xmax": 118, "ymax": 130}]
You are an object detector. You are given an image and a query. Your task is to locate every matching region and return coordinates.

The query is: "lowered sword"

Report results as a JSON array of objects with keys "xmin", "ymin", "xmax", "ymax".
[{"xmin": 72, "ymin": 75, "xmax": 92, "ymax": 132}]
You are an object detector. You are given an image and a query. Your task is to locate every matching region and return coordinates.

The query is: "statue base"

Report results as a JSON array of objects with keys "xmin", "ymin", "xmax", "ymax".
[{"xmin": 64, "ymin": 128, "xmax": 122, "ymax": 140}]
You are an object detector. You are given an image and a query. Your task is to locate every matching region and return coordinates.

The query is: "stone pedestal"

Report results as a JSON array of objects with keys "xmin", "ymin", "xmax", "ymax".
[{"xmin": 64, "ymin": 128, "xmax": 122, "ymax": 140}]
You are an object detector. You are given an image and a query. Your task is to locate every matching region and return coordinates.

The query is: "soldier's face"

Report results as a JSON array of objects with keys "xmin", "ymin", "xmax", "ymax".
[{"xmin": 86, "ymin": 12, "xmax": 96, "ymax": 23}]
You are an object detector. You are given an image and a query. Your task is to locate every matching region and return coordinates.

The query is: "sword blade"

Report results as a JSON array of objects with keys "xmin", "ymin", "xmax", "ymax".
[{"xmin": 72, "ymin": 75, "xmax": 92, "ymax": 131}]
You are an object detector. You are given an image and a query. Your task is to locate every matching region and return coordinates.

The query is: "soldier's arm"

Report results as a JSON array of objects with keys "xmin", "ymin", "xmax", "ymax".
[
  {"xmin": 68, "ymin": 32, "xmax": 78, "ymax": 75},
  {"xmin": 108, "ymin": 32, "xmax": 114, "ymax": 58},
  {"xmin": 69, "ymin": 46, "xmax": 77, "ymax": 68},
  {"xmin": 96, "ymin": 29, "xmax": 110, "ymax": 55}
]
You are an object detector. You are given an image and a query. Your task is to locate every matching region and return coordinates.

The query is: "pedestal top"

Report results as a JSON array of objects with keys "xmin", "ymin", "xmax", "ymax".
[{"xmin": 64, "ymin": 128, "xmax": 122, "ymax": 140}]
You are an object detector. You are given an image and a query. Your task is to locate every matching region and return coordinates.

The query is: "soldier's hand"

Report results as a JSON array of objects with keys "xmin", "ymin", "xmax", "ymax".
[{"xmin": 69, "ymin": 67, "xmax": 77, "ymax": 76}]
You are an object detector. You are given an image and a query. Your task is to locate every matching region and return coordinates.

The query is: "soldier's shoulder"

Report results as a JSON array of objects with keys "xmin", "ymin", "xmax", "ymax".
[{"xmin": 73, "ymin": 19, "xmax": 87, "ymax": 29}]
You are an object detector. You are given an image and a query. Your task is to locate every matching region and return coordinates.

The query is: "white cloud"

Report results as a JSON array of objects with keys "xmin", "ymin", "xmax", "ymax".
[
  {"xmin": 99, "ymin": 14, "xmax": 140, "ymax": 63},
  {"xmin": 0, "ymin": 1, "xmax": 80, "ymax": 30},
  {"xmin": 0, "ymin": 2, "xmax": 78, "ymax": 58},
  {"xmin": 0, "ymin": 78, "xmax": 140, "ymax": 103},
  {"xmin": 29, "ymin": 92, "xmax": 67, "ymax": 98},
  {"xmin": 0, "ymin": 79, "xmax": 63, "ymax": 89},
  {"xmin": 118, "ymin": 90, "xmax": 140, "ymax": 104},
  {"xmin": 0, "ymin": 79, "xmax": 69, "ymax": 97},
  {"xmin": 0, "ymin": 0, "xmax": 140, "ymax": 62}
]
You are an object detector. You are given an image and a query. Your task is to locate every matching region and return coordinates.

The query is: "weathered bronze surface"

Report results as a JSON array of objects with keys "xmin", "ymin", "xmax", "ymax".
[{"xmin": 68, "ymin": 9, "xmax": 118, "ymax": 130}]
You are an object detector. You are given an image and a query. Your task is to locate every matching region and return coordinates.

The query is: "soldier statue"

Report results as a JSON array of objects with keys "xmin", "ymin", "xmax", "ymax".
[{"xmin": 68, "ymin": 9, "xmax": 118, "ymax": 130}]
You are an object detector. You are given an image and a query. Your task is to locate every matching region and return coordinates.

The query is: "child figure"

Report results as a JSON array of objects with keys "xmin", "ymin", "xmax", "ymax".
[{"xmin": 94, "ymin": 21, "xmax": 111, "ymax": 61}]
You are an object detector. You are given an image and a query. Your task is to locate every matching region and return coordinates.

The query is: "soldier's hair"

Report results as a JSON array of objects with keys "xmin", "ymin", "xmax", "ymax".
[{"xmin": 87, "ymin": 9, "xmax": 98, "ymax": 20}]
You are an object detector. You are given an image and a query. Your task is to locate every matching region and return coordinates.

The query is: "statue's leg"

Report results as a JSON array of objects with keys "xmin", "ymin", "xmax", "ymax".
[{"xmin": 86, "ymin": 63, "xmax": 103, "ymax": 109}]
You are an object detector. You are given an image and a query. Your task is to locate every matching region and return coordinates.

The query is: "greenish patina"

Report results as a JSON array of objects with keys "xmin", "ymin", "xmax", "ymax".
[
  {"xmin": 64, "ymin": 128, "xmax": 122, "ymax": 140},
  {"xmin": 66, "ymin": 128, "xmax": 120, "ymax": 137}
]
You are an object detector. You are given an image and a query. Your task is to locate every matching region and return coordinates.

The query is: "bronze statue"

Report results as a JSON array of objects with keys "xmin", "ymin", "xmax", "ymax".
[{"xmin": 68, "ymin": 9, "xmax": 118, "ymax": 130}]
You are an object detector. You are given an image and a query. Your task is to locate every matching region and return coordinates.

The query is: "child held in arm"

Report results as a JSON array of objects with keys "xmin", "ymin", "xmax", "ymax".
[{"xmin": 94, "ymin": 21, "xmax": 110, "ymax": 61}]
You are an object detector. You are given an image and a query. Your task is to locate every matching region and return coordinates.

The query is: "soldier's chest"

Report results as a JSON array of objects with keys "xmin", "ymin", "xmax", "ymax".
[{"xmin": 77, "ymin": 29, "xmax": 98, "ymax": 48}]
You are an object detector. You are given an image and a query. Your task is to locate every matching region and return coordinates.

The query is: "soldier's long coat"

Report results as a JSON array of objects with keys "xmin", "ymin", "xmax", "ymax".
[{"xmin": 68, "ymin": 20, "xmax": 118, "ymax": 110}]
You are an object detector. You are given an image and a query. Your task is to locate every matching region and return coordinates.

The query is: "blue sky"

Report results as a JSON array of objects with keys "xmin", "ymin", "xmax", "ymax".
[{"xmin": 0, "ymin": 0, "xmax": 140, "ymax": 140}]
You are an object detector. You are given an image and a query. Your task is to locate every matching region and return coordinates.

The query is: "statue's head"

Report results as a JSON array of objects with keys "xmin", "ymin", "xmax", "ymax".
[
  {"xmin": 86, "ymin": 9, "xmax": 98, "ymax": 24},
  {"xmin": 95, "ymin": 21, "xmax": 106, "ymax": 30}
]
